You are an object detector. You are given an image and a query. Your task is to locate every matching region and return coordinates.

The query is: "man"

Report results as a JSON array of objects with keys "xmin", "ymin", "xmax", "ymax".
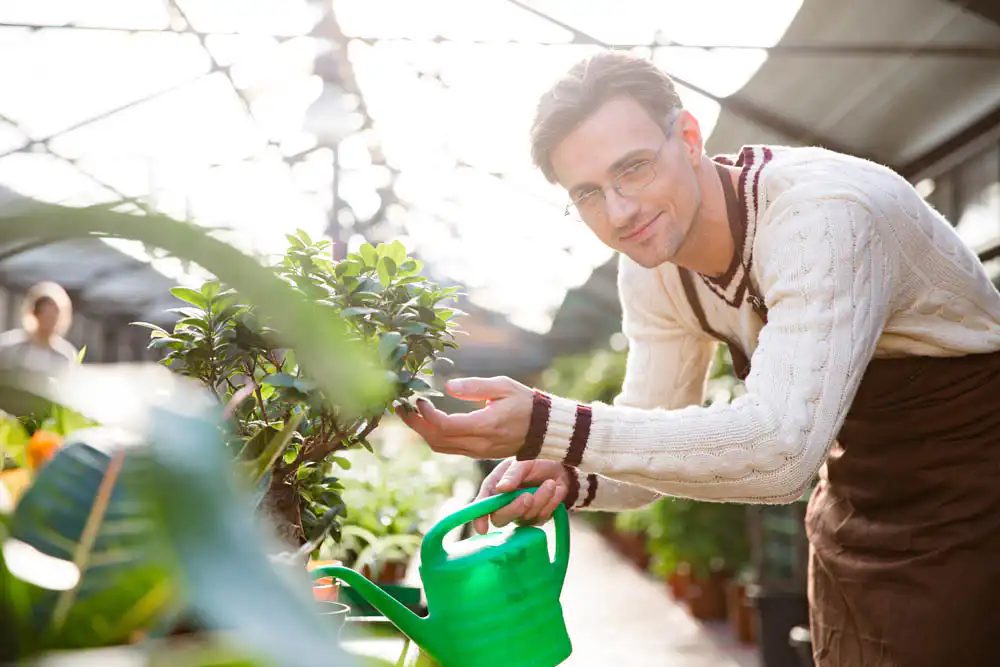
[
  {"xmin": 401, "ymin": 50, "xmax": 1000, "ymax": 665},
  {"xmin": 0, "ymin": 281, "xmax": 78, "ymax": 374}
]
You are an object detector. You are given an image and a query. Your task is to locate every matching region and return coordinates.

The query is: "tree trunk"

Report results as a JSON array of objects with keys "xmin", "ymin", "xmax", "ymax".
[{"xmin": 264, "ymin": 471, "xmax": 305, "ymax": 547}]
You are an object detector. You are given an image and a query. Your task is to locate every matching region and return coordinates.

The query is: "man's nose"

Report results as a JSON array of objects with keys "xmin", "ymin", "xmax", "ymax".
[{"xmin": 605, "ymin": 187, "xmax": 639, "ymax": 229}]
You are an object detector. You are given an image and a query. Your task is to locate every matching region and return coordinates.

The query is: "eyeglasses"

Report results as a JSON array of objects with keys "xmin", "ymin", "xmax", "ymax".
[{"xmin": 564, "ymin": 133, "xmax": 671, "ymax": 224}]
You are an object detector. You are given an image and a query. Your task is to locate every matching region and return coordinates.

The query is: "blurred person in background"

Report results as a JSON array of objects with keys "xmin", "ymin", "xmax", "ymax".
[
  {"xmin": 0, "ymin": 281, "xmax": 78, "ymax": 373},
  {"xmin": 402, "ymin": 50, "xmax": 1000, "ymax": 666}
]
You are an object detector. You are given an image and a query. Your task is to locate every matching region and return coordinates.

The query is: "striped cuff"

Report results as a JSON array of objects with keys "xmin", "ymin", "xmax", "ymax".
[
  {"xmin": 515, "ymin": 391, "xmax": 593, "ymax": 467},
  {"xmin": 562, "ymin": 465, "xmax": 599, "ymax": 510},
  {"xmin": 516, "ymin": 390, "xmax": 551, "ymax": 461}
]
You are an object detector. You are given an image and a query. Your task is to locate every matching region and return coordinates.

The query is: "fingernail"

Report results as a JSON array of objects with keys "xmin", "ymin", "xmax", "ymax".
[{"xmin": 447, "ymin": 379, "xmax": 465, "ymax": 393}]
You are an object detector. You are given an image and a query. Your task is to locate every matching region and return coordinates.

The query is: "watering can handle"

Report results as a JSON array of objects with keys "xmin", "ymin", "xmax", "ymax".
[{"xmin": 421, "ymin": 486, "xmax": 570, "ymax": 587}]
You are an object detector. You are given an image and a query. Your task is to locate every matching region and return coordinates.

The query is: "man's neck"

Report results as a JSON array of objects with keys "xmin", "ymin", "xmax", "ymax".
[
  {"xmin": 30, "ymin": 331, "xmax": 54, "ymax": 346},
  {"xmin": 672, "ymin": 157, "xmax": 738, "ymax": 278}
]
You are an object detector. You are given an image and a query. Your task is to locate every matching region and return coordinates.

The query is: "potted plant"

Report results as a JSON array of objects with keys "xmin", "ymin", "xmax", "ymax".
[
  {"xmin": 643, "ymin": 497, "xmax": 750, "ymax": 621},
  {"xmin": 134, "ymin": 231, "xmax": 463, "ymax": 549},
  {"xmin": 1, "ymin": 201, "xmax": 406, "ymax": 666}
]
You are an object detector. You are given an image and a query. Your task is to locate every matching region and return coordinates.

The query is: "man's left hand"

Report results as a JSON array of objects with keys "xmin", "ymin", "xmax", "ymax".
[{"xmin": 398, "ymin": 376, "xmax": 534, "ymax": 459}]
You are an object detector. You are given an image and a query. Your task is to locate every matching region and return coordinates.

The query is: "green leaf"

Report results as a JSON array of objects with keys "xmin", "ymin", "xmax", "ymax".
[
  {"xmin": 0, "ymin": 413, "xmax": 29, "ymax": 468},
  {"xmin": 406, "ymin": 377, "xmax": 432, "ymax": 392},
  {"xmin": 376, "ymin": 257, "xmax": 392, "ymax": 287},
  {"xmin": 295, "ymin": 228, "xmax": 313, "ymax": 247},
  {"xmin": 331, "ymin": 456, "xmax": 351, "ymax": 470},
  {"xmin": 342, "ymin": 307, "xmax": 379, "ymax": 317},
  {"xmin": 10, "ymin": 429, "xmax": 176, "ymax": 649},
  {"xmin": 380, "ymin": 240, "xmax": 406, "ymax": 265},
  {"xmin": 201, "ymin": 281, "xmax": 221, "ymax": 301},
  {"xmin": 261, "ymin": 373, "xmax": 297, "ymax": 388},
  {"xmin": 246, "ymin": 412, "xmax": 305, "ymax": 482},
  {"xmin": 399, "ymin": 257, "xmax": 423, "ymax": 276},
  {"xmin": 378, "ymin": 332, "xmax": 403, "ymax": 362},
  {"xmin": 358, "ymin": 243, "xmax": 378, "ymax": 267},
  {"xmin": 285, "ymin": 233, "xmax": 305, "ymax": 249},
  {"xmin": 75, "ymin": 346, "xmax": 87, "ymax": 365},
  {"xmin": 169, "ymin": 287, "xmax": 208, "ymax": 309}
]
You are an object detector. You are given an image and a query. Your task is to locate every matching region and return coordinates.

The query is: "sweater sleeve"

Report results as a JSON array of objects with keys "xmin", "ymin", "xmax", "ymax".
[
  {"xmin": 562, "ymin": 255, "xmax": 716, "ymax": 512},
  {"xmin": 523, "ymin": 193, "xmax": 895, "ymax": 504}
]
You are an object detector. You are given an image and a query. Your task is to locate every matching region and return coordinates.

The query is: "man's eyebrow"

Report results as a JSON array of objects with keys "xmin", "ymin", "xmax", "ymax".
[{"xmin": 568, "ymin": 148, "xmax": 653, "ymax": 197}]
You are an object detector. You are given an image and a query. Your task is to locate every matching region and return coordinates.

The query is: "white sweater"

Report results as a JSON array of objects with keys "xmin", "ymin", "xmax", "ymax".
[{"xmin": 528, "ymin": 145, "xmax": 1000, "ymax": 511}]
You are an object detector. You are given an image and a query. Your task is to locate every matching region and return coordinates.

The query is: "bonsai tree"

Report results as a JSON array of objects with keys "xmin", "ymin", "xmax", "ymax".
[
  {"xmin": 135, "ymin": 231, "xmax": 463, "ymax": 546},
  {"xmin": 1, "ymin": 200, "xmax": 386, "ymax": 666}
]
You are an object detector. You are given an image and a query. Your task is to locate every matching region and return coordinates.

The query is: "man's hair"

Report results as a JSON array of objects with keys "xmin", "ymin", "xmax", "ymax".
[
  {"xmin": 21, "ymin": 281, "xmax": 72, "ymax": 335},
  {"xmin": 530, "ymin": 50, "xmax": 683, "ymax": 184}
]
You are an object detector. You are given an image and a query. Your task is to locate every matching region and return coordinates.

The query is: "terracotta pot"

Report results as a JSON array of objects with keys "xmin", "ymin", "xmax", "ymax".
[
  {"xmin": 667, "ymin": 562, "xmax": 692, "ymax": 600},
  {"xmin": 361, "ymin": 560, "xmax": 408, "ymax": 585},
  {"xmin": 685, "ymin": 571, "xmax": 728, "ymax": 620},
  {"xmin": 312, "ymin": 576, "xmax": 340, "ymax": 602},
  {"xmin": 611, "ymin": 531, "xmax": 650, "ymax": 570},
  {"xmin": 726, "ymin": 581, "xmax": 756, "ymax": 644},
  {"xmin": 308, "ymin": 559, "xmax": 342, "ymax": 602}
]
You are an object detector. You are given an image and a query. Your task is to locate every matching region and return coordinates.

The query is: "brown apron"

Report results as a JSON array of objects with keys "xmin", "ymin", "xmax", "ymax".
[{"xmin": 680, "ymin": 164, "xmax": 1000, "ymax": 666}]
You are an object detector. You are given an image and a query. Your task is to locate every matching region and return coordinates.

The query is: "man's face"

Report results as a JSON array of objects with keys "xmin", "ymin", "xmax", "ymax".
[
  {"xmin": 550, "ymin": 96, "xmax": 703, "ymax": 268},
  {"xmin": 34, "ymin": 301, "xmax": 59, "ymax": 337}
]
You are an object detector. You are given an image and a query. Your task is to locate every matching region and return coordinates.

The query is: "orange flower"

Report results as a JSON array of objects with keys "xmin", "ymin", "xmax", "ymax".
[{"xmin": 27, "ymin": 430, "xmax": 63, "ymax": 471}]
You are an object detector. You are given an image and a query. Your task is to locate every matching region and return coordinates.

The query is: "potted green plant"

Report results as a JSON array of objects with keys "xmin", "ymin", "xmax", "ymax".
[
  {"xmin": 134, "ymin": 231, "xmax": 463, "ymax": 549},
  {"xmin": 1, "ymin": 200, "xmax": 403, "ymax": 666},
  {"xmin": 643, "ymin": 497, "xmax": 750, "ymax": 620}
]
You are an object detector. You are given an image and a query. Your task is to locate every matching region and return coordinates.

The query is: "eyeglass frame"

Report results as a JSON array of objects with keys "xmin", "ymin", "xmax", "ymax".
[{"xmin": 563, "ymin": 112, "xmax": 679, "ymax": 223}]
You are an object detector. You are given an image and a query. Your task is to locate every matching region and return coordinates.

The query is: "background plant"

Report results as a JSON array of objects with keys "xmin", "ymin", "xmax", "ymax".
[
  {"xmin": 1, "ymin": 201, "xmax": 376, "ymax": 666},
  {"xmin": 538, "ymin": 338, "xmax": 750, "ymax": 579},
  {"xmin": 318, "ymin": 420, "xmax": 476, "ymax": 579},
  {"xmin": 136, "ymin": 231, "xmax": 463, "ymax": 546}
]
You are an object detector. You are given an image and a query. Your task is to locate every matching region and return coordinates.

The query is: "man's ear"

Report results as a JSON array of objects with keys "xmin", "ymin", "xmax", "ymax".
[{"xmin": 676, "ymin": 110, "xmax": 704, "ymax": 166}]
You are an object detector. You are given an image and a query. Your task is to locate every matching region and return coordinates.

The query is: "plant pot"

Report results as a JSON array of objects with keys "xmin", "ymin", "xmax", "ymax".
[
  {"xmin": 789, "ymin": 625, "xmax": 815, "ymax": 667},
  {"xmin": 685, "ymin": 571, "xmax": 728, "ymax": 621},
  {"xmin": 666, "ymin": 561, "xmax": 692, "ymax": 600},
  {"xmin": 746, "ymin": 584, "xmax": 810, "ymax": 667},
  {"xmin": 361, "ymin": 559, "xmax": 408, "ymax": 585},
  {"xmin": 312, "ymin": 576, "xmax": 340, "ymax": 602},
  {"xmin": 611, "ymin": 531, "xmax": 650, "ymax": 570},
  {"xmin": 726, "ymin": 581, "xmax": 756, "ymax": 644},
  {"xmin": 318, "ymin": 600, "xmax": 351, "ymax": 637}
]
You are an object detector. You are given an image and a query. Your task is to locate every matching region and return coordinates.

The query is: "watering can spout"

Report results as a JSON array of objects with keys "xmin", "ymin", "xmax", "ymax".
[{"xmin": 312, "ymin": 565, "xmax": 431, "ymax": 648}]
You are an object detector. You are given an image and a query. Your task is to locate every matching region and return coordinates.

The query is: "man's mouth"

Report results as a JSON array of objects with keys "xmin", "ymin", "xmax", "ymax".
[{"xmin": 620, "ymin": 213, "xmax": 660, "ymax": 242}]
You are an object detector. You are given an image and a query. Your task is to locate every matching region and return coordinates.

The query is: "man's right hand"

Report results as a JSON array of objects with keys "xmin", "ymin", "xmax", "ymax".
[{"xmin": 472, "ymin": 458, "xmax": 573, "ymax": 535}]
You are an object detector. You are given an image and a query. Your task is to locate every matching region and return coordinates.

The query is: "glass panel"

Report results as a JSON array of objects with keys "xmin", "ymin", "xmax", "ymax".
[{"xmin": 0, "ymin": 31, "xmax": 209, "ymax": 139}]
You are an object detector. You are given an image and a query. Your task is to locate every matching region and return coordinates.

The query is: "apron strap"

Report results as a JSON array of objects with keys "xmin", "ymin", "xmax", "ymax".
[
  {"xmin": 715, "ymin": 162, "xmax": 768, "ymax": 325},
  {"xmin": 679, "ymin": 267, "xmax": 751, "ymax": 381}
]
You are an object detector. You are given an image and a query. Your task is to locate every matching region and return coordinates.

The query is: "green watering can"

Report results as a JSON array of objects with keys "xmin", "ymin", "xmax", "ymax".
[{"xmin": 312, "ymin": 487, "xmax": 572, "ymax": 667}]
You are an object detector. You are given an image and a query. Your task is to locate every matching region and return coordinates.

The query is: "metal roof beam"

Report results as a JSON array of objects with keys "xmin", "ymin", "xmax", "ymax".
[
  {"xmin": 352, "ymin": 35, "xmax": 1000, "ymax": 59},
  {"xmin": 899, "ymin": 102, "xmax": 1000, "ymax": 180}
]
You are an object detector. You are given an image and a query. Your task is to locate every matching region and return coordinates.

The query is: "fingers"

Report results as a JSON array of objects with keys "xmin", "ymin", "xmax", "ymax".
[
  {"xmin": 490, "ymin": 493, "xmax": 534, "ymax": 528},
  {"xmin": 473, "ymin": 459, "xmax": 513, "ymax": 535},
  {"xmin": 416, "ymin": 398, "xmax": 494, "ymax": 437},
  {"xmin": 495, "ymin": 459, "xmax": 532, "ymax": 493},
  {"xmin": 445, "ymin": 376, "xmax": 516, "ymax": 401},
  {"xmin": 535, "ymin": 478, "xmax": 568, "ymax": 522}
]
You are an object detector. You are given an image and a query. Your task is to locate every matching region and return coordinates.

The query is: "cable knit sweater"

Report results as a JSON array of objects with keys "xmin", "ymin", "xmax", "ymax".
[{"xmin": 521, "ymin": 145, "xmax": 1000, "ymax": 512}]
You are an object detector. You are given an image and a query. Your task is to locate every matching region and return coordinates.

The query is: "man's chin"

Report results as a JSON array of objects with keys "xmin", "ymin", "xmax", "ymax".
[{"xmin": 624, "ymin": 247, "xmax": 672, "ymax": 269}]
